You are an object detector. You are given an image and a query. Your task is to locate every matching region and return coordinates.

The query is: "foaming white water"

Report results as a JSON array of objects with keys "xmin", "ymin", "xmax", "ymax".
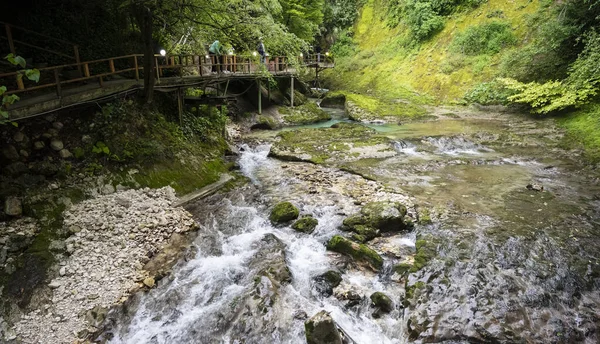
[
  {"xmin": 393, "ymin": 140, "xmax": 423, "ymax": 157},
  {"xmin": 425, "ymin": 136, "xmax": 492, "ymax": 156},
  {"xmin": 238, "ymin": 144, "xmax": 272, "ymax": 184},
  {"xmin": 108, "ymin": 149, "xmax": 407, "ymax": 344}
]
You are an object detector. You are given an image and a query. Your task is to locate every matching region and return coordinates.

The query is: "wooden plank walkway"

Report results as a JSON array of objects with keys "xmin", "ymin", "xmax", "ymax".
[{"xmin": 1, "ymin": 53, "xmax": 332, "ymax": 120}]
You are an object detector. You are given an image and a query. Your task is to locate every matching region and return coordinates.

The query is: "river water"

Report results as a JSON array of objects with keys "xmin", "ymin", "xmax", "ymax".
[{"xmin": 104, "ymin": 108, "xmax": 600, "ymax": 343}]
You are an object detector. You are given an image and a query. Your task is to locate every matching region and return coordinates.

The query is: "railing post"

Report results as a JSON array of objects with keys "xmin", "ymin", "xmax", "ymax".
[
  {"xmin": 16, "ymin": 75, "xmax": 24, "ymax": 90},
  {"xmin": 275, "ymin": 57, "xmax": 279, "ymax": 72},
  {"xmin": 133, "ymin": 56, "xmax": 139, "ymax": 81},
  {"xmin": 54, "ymin": 69, "xmax": 62, "ymax": 98},
  {"xmin": 109, "ymin": 59, "xmax": 115, "ymax": 73},
  {"xmin": 5, "ymin": 24, "xmax": 16, "ymax": 55},
  {"xmin": 199, "ymin": 55, "xmax": 203, "ymax": 76},
  {"xmin": 74, "ymin": 45, "xmax": 82, "ymax": 77},
  {"xmin": 83, "ymin": 63, "xmax": 90, "ymax": 77}
]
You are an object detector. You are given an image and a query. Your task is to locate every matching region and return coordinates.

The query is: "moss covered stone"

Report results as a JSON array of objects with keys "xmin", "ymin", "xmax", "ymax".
[
  {"xmin": 349, "ymin": 225, "xmax": 379, "ymax": 243},
  {"xmin": 269, "ymin": 202, "xmax": 299, "ymax": 224},
  {"xmin": 305, "ymin": 310, "xmax": 343, "ymax": 344},
  {"xmin": 320, "ymin": 94, "xmax": 346, "ymax": 109},
  {"xmin": 326, "ymin": 235, "xmax": 383, "ymax": 271},
  {"xmin": 370, "ymin": 292, "xmax": 394, "ymax": 313},
  {"xmin": 411, "ymin": 238, "xmax": 438, "ymax": 272},
  {"xmin": 342, "ymin": 202, "xmax": 408, "ymax": 236},
  {"xmin": 393, "ymin": 262, "xmax": 413, "ymax": 275},
  {"xmin": 252, "ymin": 115, "xmax": 279, "ymax": 130},
  {"xmin": 292, "ymin": 216, "xmax": 318, "ymax": 234},
  {"xmin": 279, "ymin": 103, "xmax": 332, "ymax": 125},
  {"xmin": 270, "ymin": 122, "xmax": 394, "ymax": 164},
  {"xmin": 404, "ymin": 281, "xmax": 427, "ymax": 308},
  {"xmin": 314, "ymin": 270, "xmax": 342, "ymax": 296}
]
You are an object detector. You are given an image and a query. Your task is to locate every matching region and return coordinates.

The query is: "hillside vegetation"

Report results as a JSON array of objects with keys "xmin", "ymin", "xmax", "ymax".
[{"xmin": 325, "ymin": 0, "xmax": 600, "ymax": 162}]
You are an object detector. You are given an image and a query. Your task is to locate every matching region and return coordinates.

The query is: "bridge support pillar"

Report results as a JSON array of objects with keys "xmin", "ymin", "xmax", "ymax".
[
  {"xmin": 177, "ymin": 88, "xmax": 183, "ymax": 126},
  {"xmin": 257, "ymin": 79, "xmax": 262, "ymax": 115},
  {"xmin": 290, "ymin": 76, "xmax": 294, "ymax": 108}
]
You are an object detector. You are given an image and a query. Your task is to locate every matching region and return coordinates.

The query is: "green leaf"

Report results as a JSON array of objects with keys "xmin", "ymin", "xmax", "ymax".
[
  {"xmin": 0, "ymin": 110, "xmax": 8, "ymax": 119},
  {"xmin": 2, "ymin": 94, "xmax": 20, "ymax": 106},
  {"xmin": 25, "ymin": 69, "xmax": 40, "ymax": 83},
  {"xmin": 11, "ymin": 122, "xmax": 18, "ymax": 127},
  {"xmin": 6, "ymin": 54, "xmax": 26, "ymax": 68},
  {"xmin": 0, "ymin": 86, "xmax": 6, "ymax": 96}
]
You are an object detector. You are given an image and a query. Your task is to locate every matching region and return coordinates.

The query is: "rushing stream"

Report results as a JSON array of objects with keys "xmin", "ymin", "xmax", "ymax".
[{"xmin": 103, "ymin": 108, "xmax": 600, "ymax": 343}]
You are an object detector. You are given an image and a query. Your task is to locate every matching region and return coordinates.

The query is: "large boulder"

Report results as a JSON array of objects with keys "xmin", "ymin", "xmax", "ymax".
[
  {"xmin": 326, "ymin": 235, "xmax": 383, "ymax": 271},
  {"xmin": 343, "ymin": 201, "xmax": 408, "ymax": 234},
  {"xmin": 251, "ymin": 115, "xmax": 279, "ymax": 130},
  {"xmin": 320, "ymin": 94, "xmax": 346, "ymax": 109},
  {"xmin": 305, "ymin": 310, "xmax": 343, "ymax": 344},
  {"xmin": 269, "ymin": 202, "xmax": 299, "ymax": 224},
  {"xmin": 292, "ymin": 216, "xmax": 318, "ymax": 234}
]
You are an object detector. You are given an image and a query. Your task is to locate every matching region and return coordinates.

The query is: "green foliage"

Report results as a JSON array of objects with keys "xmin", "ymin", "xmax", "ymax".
[
  {"xmin": 1, "ymin": 54, "xmax": 40, "ymax": 125},
  {"xmin": 450, "ymin": 21, "xmax": 517, "ymax": 55},
  {"xmin": 92, "ymin": 142, "xmax": 111, "ymax": 155},
  {"xmin": 499, "ymin": 78, "xmax": 596, "ymax": 114},
  {"xmin": 464, "ymin": 80, "xmax": 516, "ymax": 105},
  {"xmin": 330, "ymin": 30, "xmax": 358, "ymax": 57},
  {"xmin": 278, "ymin": 0, "xmax": 325, "ymax": 41},
  {"xmin": 386, "ymin": 0, "xmax": 487, "ymax": 40}
]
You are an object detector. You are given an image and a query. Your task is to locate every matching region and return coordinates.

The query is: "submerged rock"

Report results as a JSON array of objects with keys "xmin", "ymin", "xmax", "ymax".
[
  {"xmin": 269, "ymin": 201, "xmax": 300, "ymax": 224},
  {"xmin": 326, "ymin": 235, "xmax": 383, "ymax": 270},
  {"xmin": 342, "ymin": 201, "xmax": 409, "ymax": 238},
  {"xmin": 314, "ymin": 270, "xmax": 342, "ymax": 296},
  {"xmin": 370, "ymin": 292, "xmax": 393, "ymax": 317},
  {"xmin": 292, "ymin": 216, "xmax": 318, "ymax": 233},
  {"xmin": 526, "ymin": 183, "xmax": 544, "ymax": 191},
  {"xmin": 305, "ymin": 310, "xmax": 343, "ymax": 344}
]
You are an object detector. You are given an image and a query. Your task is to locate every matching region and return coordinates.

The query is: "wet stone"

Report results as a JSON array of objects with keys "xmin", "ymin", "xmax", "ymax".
[{"xmin": 305, "ymin": 310, "xmax": 343, "ymax": 344}]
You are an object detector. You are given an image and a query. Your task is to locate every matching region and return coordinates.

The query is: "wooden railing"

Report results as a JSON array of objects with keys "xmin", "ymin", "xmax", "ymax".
[
  {"xmin": 0, "ymin": 54, "xmax": 293, "ymax": 99},
  {"xmin": 302, "ymin": 54, "xmax": 334, "ymax": 66}
]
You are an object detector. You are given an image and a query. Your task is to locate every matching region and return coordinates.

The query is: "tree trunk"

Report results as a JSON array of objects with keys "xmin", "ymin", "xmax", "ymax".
[{"xmin": 139, "ymin": 6, "xmax": 154, "ymax": 104}]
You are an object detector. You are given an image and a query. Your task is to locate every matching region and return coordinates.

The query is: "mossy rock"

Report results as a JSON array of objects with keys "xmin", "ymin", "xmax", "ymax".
[
  {"xmin": 320, "ymin": 94, "xmax": 346, "ymax": 109},
  {"xmin": 292, "ymin": 216, "xmax": 318, "ymax": 234},
  {"xmin": 279, "ymin": 103, "xmax": 332, "ymax": 125},
  {"xmin": 343, "ymin": 201, "xmax": 408, "ymax": 235},
  {"xmin": 370, "ymin": 292, "xmax": 394, "ymax": 313},
  {"xmin": 269, "ymin": 202, "xmax": 299, "ymax": 224},
  {"xmin": 411, "ymin": 238, "xmax": 438, "ymax": 272},
  {"xmin": 403, "ymin": 281, "xmax": 427, "ymax": 308},
  {"xmin": 349, "ymin": 225, "xmax": 379, "ymax": 243},
  {"xmin": 393, "ymin": 263, "xmax": 413, "ymax": 275},
  {"xmin": 305, "ymin": 310, "xmax": 343, "ymax": 344},
  {"xmin": 292, "ymin": 90, "xmax": 308, "ymax": 106},
  {"xmin": 326, "ymin": 235, "xmax": 383, "ymax": 271},
  {"xmin": 314, "ymin": 270, "xmax": 342, "ymax": 296},
  {"xmin": 252, "ymin": 115, "xmax": 279, "ymax": 130}
]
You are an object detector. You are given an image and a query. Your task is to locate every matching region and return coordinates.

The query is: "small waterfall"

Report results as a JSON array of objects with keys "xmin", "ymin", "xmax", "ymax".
[
  {"xmin": 424, "ymin": 136, "xmax": 492, "ymax": 155},
  {"xmin": 238, "ymin": 144, "xmax": 272, "ymax": 185},
  {"xmin": 392, "ymin": 140, "xmax": 422, "ymax": 156}
]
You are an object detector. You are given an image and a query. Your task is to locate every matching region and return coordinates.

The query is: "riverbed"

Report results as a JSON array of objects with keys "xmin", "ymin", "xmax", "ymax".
[{"xmin": 103, "ymin": 107, "xmax": 600, "ymax": 343}]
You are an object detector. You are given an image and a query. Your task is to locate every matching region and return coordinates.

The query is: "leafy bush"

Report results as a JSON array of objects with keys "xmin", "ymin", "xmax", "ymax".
[
  {"xmin": 331, "ymin": 30, "xmax": 358, "ymax": 57},
  {"xmin": 450, "ymin": 21, "xmax": 517, "ymax": 55},
  {"xmin": 404, "ymin": 0, "xmax": 445, "ymax": 41},
  {"xmin": 464, "ymin": 80, "xmax": 516, "ymax": 105}
]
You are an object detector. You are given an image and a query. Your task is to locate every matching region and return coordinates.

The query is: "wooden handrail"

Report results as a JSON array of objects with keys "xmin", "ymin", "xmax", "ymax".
[{"xmin": 0, "ymin": 53, "xmax": 296, "ymax": 98}]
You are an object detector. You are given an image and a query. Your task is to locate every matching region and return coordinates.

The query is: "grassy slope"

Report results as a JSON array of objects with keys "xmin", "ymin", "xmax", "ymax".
[
  {"xmin": 326, "ymin": 0, "xmax": 600, "ymax": 164},
  {"xmin": 326, "ymin": 0, "xmax": 539, "ymax": 103}
]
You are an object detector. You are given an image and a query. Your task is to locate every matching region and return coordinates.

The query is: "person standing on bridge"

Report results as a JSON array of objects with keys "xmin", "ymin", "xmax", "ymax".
[
  {"xmin": 209, "ymin": 40, "xmax": 223, "ymax": 73},
  {"xmin": 257, "ymin": 38, "xmax": 266, "ymax": 66}
]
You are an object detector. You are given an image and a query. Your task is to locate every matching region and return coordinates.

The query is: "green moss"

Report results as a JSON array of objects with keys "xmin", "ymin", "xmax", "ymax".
[
  {"xmin": 279, "ymin": 103, "xmax": 332, "ymax": 125},
  {"xmin": 269, "ymin": 202, "xmax": 300, "ymax": 224},
  {"xmin": 320, "ymin": 270, "xmax": 342, "ymax": 288},
  {"xmin": 393, "ymin": 263, "xmax": 413, "ymax": 275},
  {"xmin": 370, "ymin": 292, "xmax": 393, "ymax": 312},
  {"xmin": 559, "ymin": 104, "xmax": 600, "ymax": 164},
  {"xmin": 271, "ymin": 123, "xmax": 390, "ymax": 164},
  {"xmin": 411, "ymin": 238, "xmax": 438, "ymax": 272},
  {"xmin": 255, "ymin": 115, "xmax": 279, "ymax": 130},
  {"xmin": 404, "ymin": 281, "xmax": 427, "ymax": 307},
  {"xmin": 292, "ymin": 216, "xmax": 319, "ymax": 233},
  {"xmin": 326, "ymin": 235, "xmax": 384, "ymax": 270}
]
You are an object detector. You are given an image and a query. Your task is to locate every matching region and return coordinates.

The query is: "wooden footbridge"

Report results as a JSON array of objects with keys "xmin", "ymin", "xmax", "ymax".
[{"xmin": 0, "ymin": 21, "xmax": 335, "ymax": 121}]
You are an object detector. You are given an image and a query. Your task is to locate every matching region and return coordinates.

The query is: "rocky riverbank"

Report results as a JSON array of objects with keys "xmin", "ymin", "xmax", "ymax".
[{"xmin": 4, "ymin": 187, "xmax": 197, "ymax": 343}]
